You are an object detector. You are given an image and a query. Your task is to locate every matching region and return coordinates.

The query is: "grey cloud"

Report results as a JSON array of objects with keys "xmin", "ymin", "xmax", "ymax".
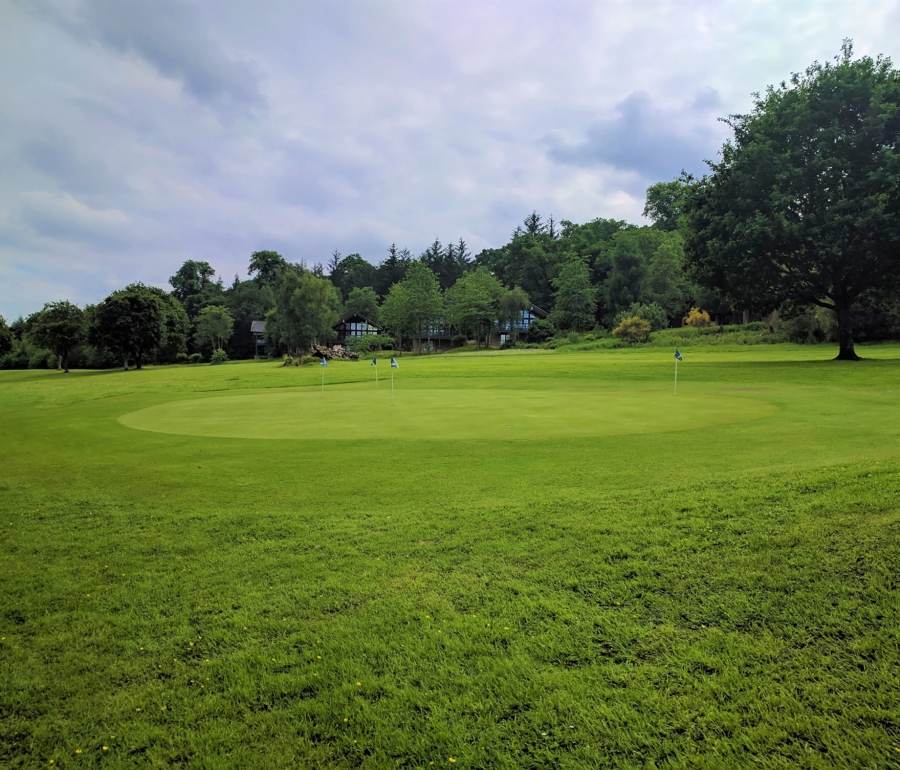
[
  {"xmin": 20, "ymin": 131, "xmax": 127, "ymax": 199},
  {"xmin": 543, "ymin": 91, "xmax": 721, "ymax": 181},
  {"xmin": 18, "ymin": 191, "xmax": 131, "ymax": 246},
  {"xmin": 40, "ymin": 0, "xmax": 265, "ymax": 111},
  {"xmin": 691, "ymin": 87, "xmax": 723, "ymax": 111}
]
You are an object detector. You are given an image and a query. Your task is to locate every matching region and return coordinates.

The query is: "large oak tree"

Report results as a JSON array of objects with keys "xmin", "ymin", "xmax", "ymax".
[{"xmin": 684, "ymin": 43, "xmax": 900, "ymax": 359}]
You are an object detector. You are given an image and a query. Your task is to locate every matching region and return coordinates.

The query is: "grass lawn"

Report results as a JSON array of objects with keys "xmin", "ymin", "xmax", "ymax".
[{"xmin": 1, "ymin": 344, "xmax": 899, "ymax": 768}]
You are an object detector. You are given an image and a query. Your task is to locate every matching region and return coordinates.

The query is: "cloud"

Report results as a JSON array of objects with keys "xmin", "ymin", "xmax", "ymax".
[
  {"xmin": 20, "ymin": 130, "xmax": 127, "ymax": 198},
  {"xmin": 33, "ymin": 0, "xmax": 265, "ymax": 111},
  {"xmin": 18, "ymin": 191, "xmax": 130, "ymax": 244},
  {"xmin": 543, "ymin": 90, "xmax": 725, "ymax": 181}
]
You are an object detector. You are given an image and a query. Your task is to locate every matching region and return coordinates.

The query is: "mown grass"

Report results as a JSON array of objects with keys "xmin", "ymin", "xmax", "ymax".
[{"xmin": 1, "ymin": 344, "xmax": 899, "ymax": 768}]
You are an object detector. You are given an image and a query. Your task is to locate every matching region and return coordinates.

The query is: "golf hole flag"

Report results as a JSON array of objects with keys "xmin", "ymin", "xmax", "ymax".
[
  {"xmin": 371, "ymin": 357, "xmax": 377, "ymax": 365},
  {"xmin": 673, "ymin": 349, "xmax": 681, "ymax": 395},
  {"xmin": 320, "ymin": 357, "xmax": 327, "ymax": 367},
  {"xmin": 389, "ymin": 357, "xmax": 398, "ymax": 405}
]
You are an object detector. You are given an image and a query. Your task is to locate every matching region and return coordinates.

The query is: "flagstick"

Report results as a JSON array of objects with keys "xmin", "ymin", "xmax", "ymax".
[
  {"xmin": 391, "ymin": 367, "xmax": 394, "ymax": 406},
  {"xmin": 321, "ymin": 366, "xmax": 325, "ymax": 396},
  {"xmin": 674, "ymin": 358, "xmax": 678, "ymax": 396},
  {"xmin": 375, "ymin": 363, "xmax": 379, "ymax": 391}
]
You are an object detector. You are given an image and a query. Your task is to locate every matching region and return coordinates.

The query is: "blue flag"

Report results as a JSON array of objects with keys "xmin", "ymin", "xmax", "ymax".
[
  {"xmin": 390, "ymin": 357, "xmax": 399, "ymax": 369},
  {"xmin": 320, "ymin": 357, "xmax": 328, "ymax": 367},
  {"xmin": 371, "ymin": 357, "xmax": 377, "ymax": 366},
  {"xmin": 674, "ymin": 349, "xmax": 682, "ymax": 361}
]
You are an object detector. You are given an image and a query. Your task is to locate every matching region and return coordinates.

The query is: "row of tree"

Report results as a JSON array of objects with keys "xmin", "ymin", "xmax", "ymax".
[
  {"xmin": 0, "ymin": 284, "xmax": 237, "ymax": 371},
  {"xmin": 4, "ymin": 43, "xmax": 899, "ymax": 366}
]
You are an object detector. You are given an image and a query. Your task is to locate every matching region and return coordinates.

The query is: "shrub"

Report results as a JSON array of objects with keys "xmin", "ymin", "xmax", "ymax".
[
  {"xmin": 29, "ymin": 348, "xmax": 57, "ymax": 369},
  {"xmin": 301, "ymin": 355, "xmax": 319, "ymax": 366},
  {"xmin": 189, "ymin": 353, "xmax": 204, "ymax": 364},
  {"xmin": 176, "ymin": 352, "xmax": 189, "ymax": 364},
  {"xmin": 210, "ymin": 348, "xmax": 228, "ymax": 365},
  {"xmin": 781, "ymin": 312, "xmax": 826, "ymax": 343},
  {"xmin": 451, "ymin": 334, "xmax": 468, "ymax": 348},
  {"xmin": 684, "ymin": 307, "xmax": 712, "ymax": 328},
  {"xmin": 345, "ymin": 336, "xmax": 373, "ymax": 354},
  {"xmin": 612, "ymin": 316, "xmax": 652, "ymax": 343},
  {"xmin": 527, "ymin": 318, "xmax": 556, "ymax": 344},
  {"xmin": 612, "ymin": 302, "xmax": 668, "ymax": 332}
]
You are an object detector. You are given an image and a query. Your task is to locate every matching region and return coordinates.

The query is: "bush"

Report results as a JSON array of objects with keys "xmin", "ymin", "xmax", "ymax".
[
  {"xmin": 612, "ymin": 302, "xmax": 668, "ymax": 332},
  {"xmin": 176, "ymin": 352, "xmax": 189, "ymax": 364},
  {"xmin": 684, "ymin": 307, "xmax": 712, "ymax": 328},
  {"xmin": 451, "ymin": 334, "xmax": 468, "ymax": 348},
  {"xmin": 210, "ymin": 348, "xmax": 228, "ymax": 365},
  {"xmin": 0, "ymin": 340, "xmax": 31, "ymax": 370},
  {"xmin": 345, "ymin": 336, "xmax": 373, "ymax": 354},
  {"xmin": 301, "ymin": 355, "xmax": 319, "ymax": 366},
  {"xmin": 527, "ymin": 318, "xmax": 556, "ymax": 344},
  {"xmin": 29, "ymin": 348, "xmax": 57, "ymax": 369},
  {"xmin": 781, "ymin": 312, "xmax": 826, "ymax": 343},
  {"xmin": 612, "ymin": 316, "xmax": 652, "ymax": 343},
  {"xmin": 189, "ymin": 353, "xmax": 204, "ymax": 364}
]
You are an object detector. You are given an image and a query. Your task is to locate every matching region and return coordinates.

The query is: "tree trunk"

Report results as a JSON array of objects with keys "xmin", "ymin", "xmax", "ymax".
[
  {"xmin": 834, "ymin": 302, "xmax": 860, "ymax": 361},
  {"xmin": 63, "ymin": 351, "xmax": 69, "ymax": 373}
]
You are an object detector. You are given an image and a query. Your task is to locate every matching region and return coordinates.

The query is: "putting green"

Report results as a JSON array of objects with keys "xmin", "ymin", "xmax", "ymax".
[{"xmin": 118, "ymin": 385, "xmax": 774, "ymax": 440}]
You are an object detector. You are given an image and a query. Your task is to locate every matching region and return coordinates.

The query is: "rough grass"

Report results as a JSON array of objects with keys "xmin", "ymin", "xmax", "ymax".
[{"xmin": 1, "ymin": 344, "xmax": 899, "ymax": 768}]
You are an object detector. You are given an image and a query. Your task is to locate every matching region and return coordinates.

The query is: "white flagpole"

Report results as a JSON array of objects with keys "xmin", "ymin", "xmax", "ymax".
[
  {"xmin": 674, "ymin": 358, "xmax": 678, "ymax": 396},
  {"xmin": 376, "ymin": 362, "xmax": 379, "ymax": 390},
  {"xmin": 391, "ymin": 366, "xmax": 394, "ymax": 406},
  {"xmin": 321, "ymin": 365, "xmax": 325, "ymax": 395}
]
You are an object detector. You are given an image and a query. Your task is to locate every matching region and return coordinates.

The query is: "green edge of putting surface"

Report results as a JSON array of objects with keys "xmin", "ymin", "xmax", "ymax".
[{"xmin": 118, "ymin": 382, "xmax": 775, "ymax": 440}]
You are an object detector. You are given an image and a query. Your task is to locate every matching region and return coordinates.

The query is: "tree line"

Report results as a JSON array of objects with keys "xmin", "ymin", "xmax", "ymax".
[{"xmin": 3, "ymin": 43, "xmax": 899, "ymax": 368}]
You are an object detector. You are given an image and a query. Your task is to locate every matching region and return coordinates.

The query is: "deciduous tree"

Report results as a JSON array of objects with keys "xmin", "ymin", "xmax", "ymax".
[
  {"xmin": 29, "ymin": 301, "xmax": 85, "ymax": 372},
  {"xmin": 89, "ymin": 284, "xmax": 166, "ymax": 369},
  {"xmin": 684, "ymin": 43, "xmax": 900, "ymax": 360},
  {"xmin": 248, "ymin": 250, "xmax": 287, "ymax": 287},
  {"xmin": 0, "ymin": 316, "xmax": 11, "ymax": 358},
  {"xmin": 344, "ymin": 286, "xmax": 380, "ymax": 323},
  {"xmin": 265, "ymin": 268, "xmax": 342, "ymax": 355},
  {"xmin": 445, "ymin": 268, "xmax": 504, "ymax": 347},
  {"xmin": 551, "ymin": 259, "xmax": 596, "ymax": 332},
  {"xmin": 194, "ymin": 306, "xmax": 235, "ymax": 350}
]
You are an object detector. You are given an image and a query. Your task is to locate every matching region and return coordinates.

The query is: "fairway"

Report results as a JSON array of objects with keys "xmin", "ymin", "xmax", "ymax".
[
  {"xmin": 2, "ymin": 345, "xmax": 899, "ymax": 769},
  {"xmin": 119, "ymin": 385, "xmax": 774, "ymax": 440}
]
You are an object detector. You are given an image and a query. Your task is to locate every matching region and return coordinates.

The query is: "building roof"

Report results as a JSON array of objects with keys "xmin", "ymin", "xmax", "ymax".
[
  {"xmin": 250, "ymin": 320, "xmax": 266, "ymax": 334},
  {"xmin": 333, "ymin": 312, "xmax": 382, "ymax": 330},
  {"xmin": 529, "ymin": 303, "xmax": 549, "ymax": 319}
]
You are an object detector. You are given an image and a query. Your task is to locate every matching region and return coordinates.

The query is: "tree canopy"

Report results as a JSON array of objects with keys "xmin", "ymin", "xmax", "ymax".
[
  {"xmin": 344, "ymin": 286, "xmax": 380, "ymax": 323},
  {"xmin": 0, "ymin": 316, "xmax": 11, "ymax": 358},
  {"xmin": 248, "ymin": 251, "xmax": 287, "ymax": 286},
  {"xmin": 264, "ymin": 268, "xmax": 342, "ymax": 355},
  {"xmin": 444, "ymin": 267, "xmax": 504, "ymax": 346},
  {"xmin": 194, "ymin": 306, "xmax": 235, "ymax": 350},
  {"xmin": 684, "ymin": 43, "xmax": 900, "ymax": 359},
  {"xmin": 168, "ymin": 260, "xmax": 223, "ymax": 321},
  {"xmin": 88, "ymin": 284, "xmax": 166, "ymax": 369},
  {"xmin": 29, "ymin": 301, "xmax": 85, "ymax": 372}
]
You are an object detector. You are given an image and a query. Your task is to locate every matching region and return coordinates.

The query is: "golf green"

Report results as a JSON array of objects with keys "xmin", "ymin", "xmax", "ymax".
[{"xmin": 118, "ymin": 384, "xmax": 774, "ymax": 440}]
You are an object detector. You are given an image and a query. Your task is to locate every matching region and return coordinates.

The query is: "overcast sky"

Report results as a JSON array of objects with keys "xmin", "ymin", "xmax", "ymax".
[{"xmin": 1, "ymin": 0, "xmax": 898, "ymax": 319}]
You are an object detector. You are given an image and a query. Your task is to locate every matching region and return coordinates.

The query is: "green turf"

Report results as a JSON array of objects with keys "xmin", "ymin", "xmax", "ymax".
[
  {"xmin": 119, "ymin": 387, "xmax": 773, "ymax": 440},
  {"xmin": 1, "ymin": 344, "xmax": 899, "ymax": 768}
]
